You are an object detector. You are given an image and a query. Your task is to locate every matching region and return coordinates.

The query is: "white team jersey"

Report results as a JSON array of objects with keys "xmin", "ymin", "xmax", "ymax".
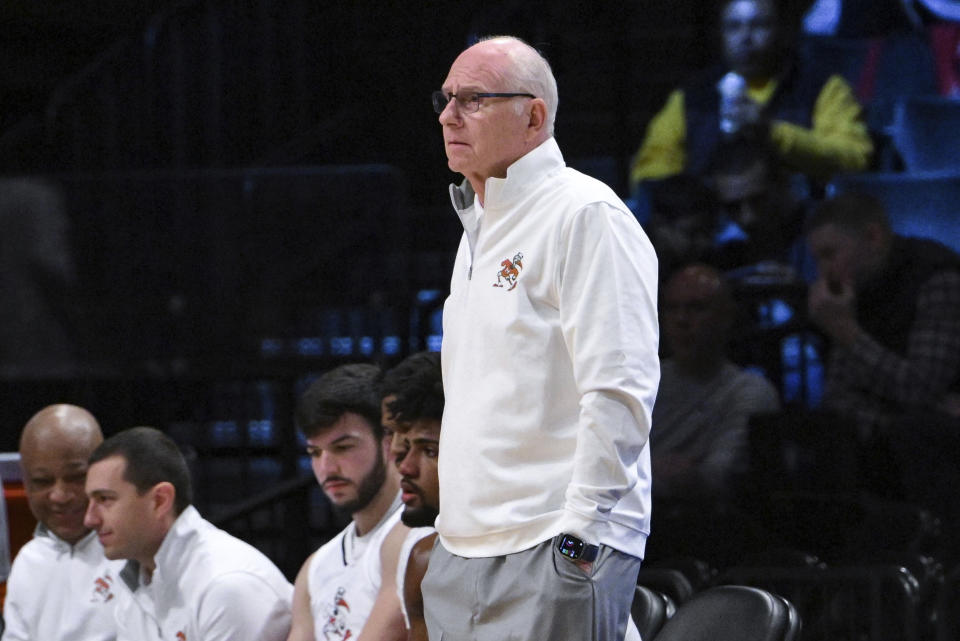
[
  {"xmin": 308, "ymin": 495, "xmax": 402, "ymax": 641},
  {"xmin": 394, "ymin": 526, "xmax": 435, "ymax": 630}
]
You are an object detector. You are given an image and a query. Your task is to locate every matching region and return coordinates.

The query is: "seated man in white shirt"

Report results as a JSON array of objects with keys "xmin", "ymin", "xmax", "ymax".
[
  {"xmin": 3, "ymin": 404, "xmax": 123, "ymax": 641},
  {"xmin": 83, "ymin": 426, "xmax": 293, "ymax": 641},
  {"xmin": 287, "ymin": 363, "xmax": 406, "ymax": 641}
]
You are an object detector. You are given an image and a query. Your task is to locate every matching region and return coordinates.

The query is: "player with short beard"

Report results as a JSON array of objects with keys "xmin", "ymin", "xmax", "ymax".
[
  {"xmin": 377, "ymin": 351, "xmax": 443, "ymax": 641},
  {"xmin": 287, "ymin": 364, "xmax": 406, "ymax": 641}
]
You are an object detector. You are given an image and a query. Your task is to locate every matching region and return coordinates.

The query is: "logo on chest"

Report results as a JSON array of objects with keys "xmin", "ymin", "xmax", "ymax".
[
  {"xmin": 493, "ymin": 251, "xmax": 524, "ymax": 291},
  {"xmin": 90, "ymin": 572, "xmax": 115, "ymax": 603},
  {"xmin": 322, "ymin": 586, "xmax": 353, "ymax": 640}
]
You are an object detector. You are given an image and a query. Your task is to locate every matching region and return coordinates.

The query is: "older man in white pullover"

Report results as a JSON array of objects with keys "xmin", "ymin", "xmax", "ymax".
[{"xmin": 426, "ymin": 35, "xmax": 660, "ymax": 641}]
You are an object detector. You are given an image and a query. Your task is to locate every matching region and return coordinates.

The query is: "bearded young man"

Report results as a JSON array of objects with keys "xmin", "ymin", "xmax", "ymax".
[
  {"xmin": 287, "ymin": 363, "xmax": 407, "ymax": 641},
  {"xmin": 376, "ymin": 351, "xmax": 444, "ymax": 641}
]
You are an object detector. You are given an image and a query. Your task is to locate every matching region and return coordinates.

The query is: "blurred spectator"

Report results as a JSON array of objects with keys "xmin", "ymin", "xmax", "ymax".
[
  {"xmin": 646, "ymin": 139, "xmax": 808, "ymax": 275},
  {"xmin": 0, "ymin": 179, "xmax": 77, "ymax": 378},
  {"xmin": 806, "ymin": 193, "xmax": 960, "ymax": 534},
  {"xmin": 631, "ymin": 0, "xmax": 872, "ymax": 275},
  {"xmin": 651, "ymin": 263, "xmax": 781, "ymax": 502},
  {"xmin": 806, "ymin": 192, "xmax": 960, "ymax": 439},
  {"xmin": 631, "ymin": 0, "xmax": 872, "ymax": 187}
]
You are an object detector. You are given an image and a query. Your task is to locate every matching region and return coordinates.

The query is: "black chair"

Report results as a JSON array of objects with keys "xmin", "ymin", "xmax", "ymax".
[
  {"xmin": 935, "ymin": 563, "xmax": 960, "ymax": 641},
  {"xmin": 647, "ymin": 556, "xmax": 716, "ymax": 592},
  {"xmin": 636, "ymin": 567, "xmax": 696, "ymax": 606},
  {"xmin": 652, "ymin": 585, "xmax": 801, "ymax": 641},
  {"xmin": 631, "ymin": 584, "xmax": 673, "ymax": 641}
]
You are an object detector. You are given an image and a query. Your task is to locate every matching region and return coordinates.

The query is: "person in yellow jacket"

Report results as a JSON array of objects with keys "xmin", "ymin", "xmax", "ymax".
[{"xmin": 630, "ymin": 0, "xmax": 873, "ymax": 189}]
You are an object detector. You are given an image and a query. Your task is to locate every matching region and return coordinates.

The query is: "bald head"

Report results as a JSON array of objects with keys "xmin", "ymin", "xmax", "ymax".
[
  {"xmin": 21, "ymin": 404, "xmax": 102, "ymax": 454},
  {"xmin": 474, "ymin": 36, "xmax": 558, "ymax": 137},
  {"xmin": 20, "ymin": 404, "xmax": 103, "ymax": 544}
]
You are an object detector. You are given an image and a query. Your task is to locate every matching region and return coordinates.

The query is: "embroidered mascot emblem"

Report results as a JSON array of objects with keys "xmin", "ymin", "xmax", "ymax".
[
  {"xmin": 322, "ymin": 586, "xmax": 353, "ymax": 640},
  {"xmin": 494, "ymin": 251, "xmax": 523, "ymax": 290},
  {"xmin": 90, "ymin": 573, "xmax": 115, "ymax": 603},
  {"xmin": 176, "ymin": 633, "xmax": 187, "ymax": 641}
]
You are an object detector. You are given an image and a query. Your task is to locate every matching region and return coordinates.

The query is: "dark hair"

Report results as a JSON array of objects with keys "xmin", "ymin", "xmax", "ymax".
[
  {"xmin": 89, "ymin": 426, "xmax": 193, "ymax": 514},
  {"xmin": 381, "ymin": 351, "xmax": 444, "ymax": 426},
  {"xmin": 296, "ymin": 363, "xmax": 384, "ymax": 439},
  {"xmin": 805, "ymin": 191, "xmax": 891, "ymax": 236}
]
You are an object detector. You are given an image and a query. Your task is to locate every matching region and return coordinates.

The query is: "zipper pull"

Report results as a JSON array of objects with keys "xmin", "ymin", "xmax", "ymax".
[{"xmin": 468, "ymin": 265, "xmax": 473, "ymax": 280}]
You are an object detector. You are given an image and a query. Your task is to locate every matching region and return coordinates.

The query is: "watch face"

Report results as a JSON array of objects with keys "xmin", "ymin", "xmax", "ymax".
[{"xmin": 558, "ymin": 535, "xmax": 585, "ymax": 559}]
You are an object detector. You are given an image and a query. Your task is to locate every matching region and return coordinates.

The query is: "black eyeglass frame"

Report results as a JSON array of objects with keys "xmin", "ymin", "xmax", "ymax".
[{"xmin": 432, "ymin": 90, "xmax": 536, "ymax": 114}]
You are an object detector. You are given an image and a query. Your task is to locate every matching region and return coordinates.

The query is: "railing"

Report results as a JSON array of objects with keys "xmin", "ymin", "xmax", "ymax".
[{"xmin": 210, "ymin": 474, "xmax": 328, "ymax": 580}]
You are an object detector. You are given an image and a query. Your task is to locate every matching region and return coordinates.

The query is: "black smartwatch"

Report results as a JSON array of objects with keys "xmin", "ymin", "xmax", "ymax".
[{"xmin": 557, "ymin": 533, "xmax": 599, "ymax": 562}]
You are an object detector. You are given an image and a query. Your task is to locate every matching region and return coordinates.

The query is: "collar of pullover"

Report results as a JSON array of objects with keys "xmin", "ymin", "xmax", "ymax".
[
  {"xmin": 35, "ymin": 522, "xmax": 99, "ymax": 558},
  {"xmin": 120, "ymin": 505, "xmax": 203, "ymax": 592},
  {"xmin": 448, "ymin": 137, "xmax": 564, "ymax": 218}
]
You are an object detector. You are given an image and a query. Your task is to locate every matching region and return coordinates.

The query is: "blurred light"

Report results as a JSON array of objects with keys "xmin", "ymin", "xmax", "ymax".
[
  {"xmin": 383, "ymin": 336, "xmax": 401, "ymax": 355},
  {"xmin": 417, "ymin": 289, "xmax": 442, "ymax": 304},
  {"xmin": 331, "ymin": 337, "xmax": 353, "ymax": 355},
  {"xmin": 296, "ymin": 337, "xmax": 324, "ymax": 356},
  {"xmin": 260, "ymin": 338, "xmax": 283, "ymax": 356}
]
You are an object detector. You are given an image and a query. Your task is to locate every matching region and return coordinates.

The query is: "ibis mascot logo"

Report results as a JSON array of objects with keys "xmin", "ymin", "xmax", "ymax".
[
  {"xmin": 494, "ymin": 251, "xmax": 524, "ymax": 291},
  {"xmin": 323, "ymin": 586, "xmax": 353, "ymax": 640}
]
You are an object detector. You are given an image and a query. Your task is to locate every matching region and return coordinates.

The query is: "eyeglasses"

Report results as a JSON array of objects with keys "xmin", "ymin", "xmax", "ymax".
[{"xmin": 432, "ymin": 90, "xmax": 536, "ymax": 114}]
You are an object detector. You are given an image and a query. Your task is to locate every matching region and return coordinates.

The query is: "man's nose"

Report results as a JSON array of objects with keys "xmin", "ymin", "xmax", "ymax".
[
  {"xmin": 438, "ymin": 98, "xmax": 460, "ymax": 125},
  {"xmin": 397, "ymin": 452, "xmax": 418, "ymax": 477},
  {"xmin": 314, "ymin": 451, "xmax": 339, "ymax": 477},
  {"xmin": 83, "ymin": 502, "xmax": 99, "ymax": 529},
  {"xmin": 49, "ymin": 479, "xmax": 72, "ymax": 503}
]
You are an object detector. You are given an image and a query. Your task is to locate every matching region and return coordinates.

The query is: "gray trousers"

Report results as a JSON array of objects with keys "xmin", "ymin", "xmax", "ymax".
[{"xmin": 422, "ymin": 536, "xmax": 641, "ymax": 641}]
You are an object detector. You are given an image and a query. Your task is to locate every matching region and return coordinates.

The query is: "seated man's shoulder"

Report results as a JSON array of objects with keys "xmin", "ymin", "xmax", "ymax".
[
  {"xmin": 724, "ymin": 364, "xmax": 781, "ymax": 409},
  {"xmin": 408, "ymin": 532, "xmax": 436, "ymax": 572},
  {"xmin": 8, "ymin": 535, "xmax": 51, "ymax": 566},
  {"xmin": 176, "ymin": 520, "xmax": 289, "ymax": 593},
  {"xmin": 403, "ymin": 533, "xmax": 437, "ymax": 615}
]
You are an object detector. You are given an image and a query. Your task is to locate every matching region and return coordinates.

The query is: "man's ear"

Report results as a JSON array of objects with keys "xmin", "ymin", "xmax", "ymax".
[
  {"xmin": 151, "ymin": 481, "xmax": 177, "ymax": 518},
  {"xmin": 527, "ymin": 98, "xmax": 548, "ymax": 137},
  {"xmin": 380, "ymin": 431, "xmax": 393, "ymax": 461}
]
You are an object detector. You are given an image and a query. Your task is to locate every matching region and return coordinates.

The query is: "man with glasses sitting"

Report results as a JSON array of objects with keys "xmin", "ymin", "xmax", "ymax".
[{"xmin": 425, "ymin": 36, "xmax": 660, "ymax": 641}]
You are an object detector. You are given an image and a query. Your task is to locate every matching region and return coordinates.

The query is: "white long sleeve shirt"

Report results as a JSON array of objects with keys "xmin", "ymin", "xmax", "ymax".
[
  {"xmin": 114, "ymin": 506, "xmax": 293, "ymax": 641},
  {"xmin": 438, "ymin": 137, "xmax": 660, "ymax": 559},
  {"xmin": 2, "ymin": 527, "xmax": 123, "ymax": 641}
]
